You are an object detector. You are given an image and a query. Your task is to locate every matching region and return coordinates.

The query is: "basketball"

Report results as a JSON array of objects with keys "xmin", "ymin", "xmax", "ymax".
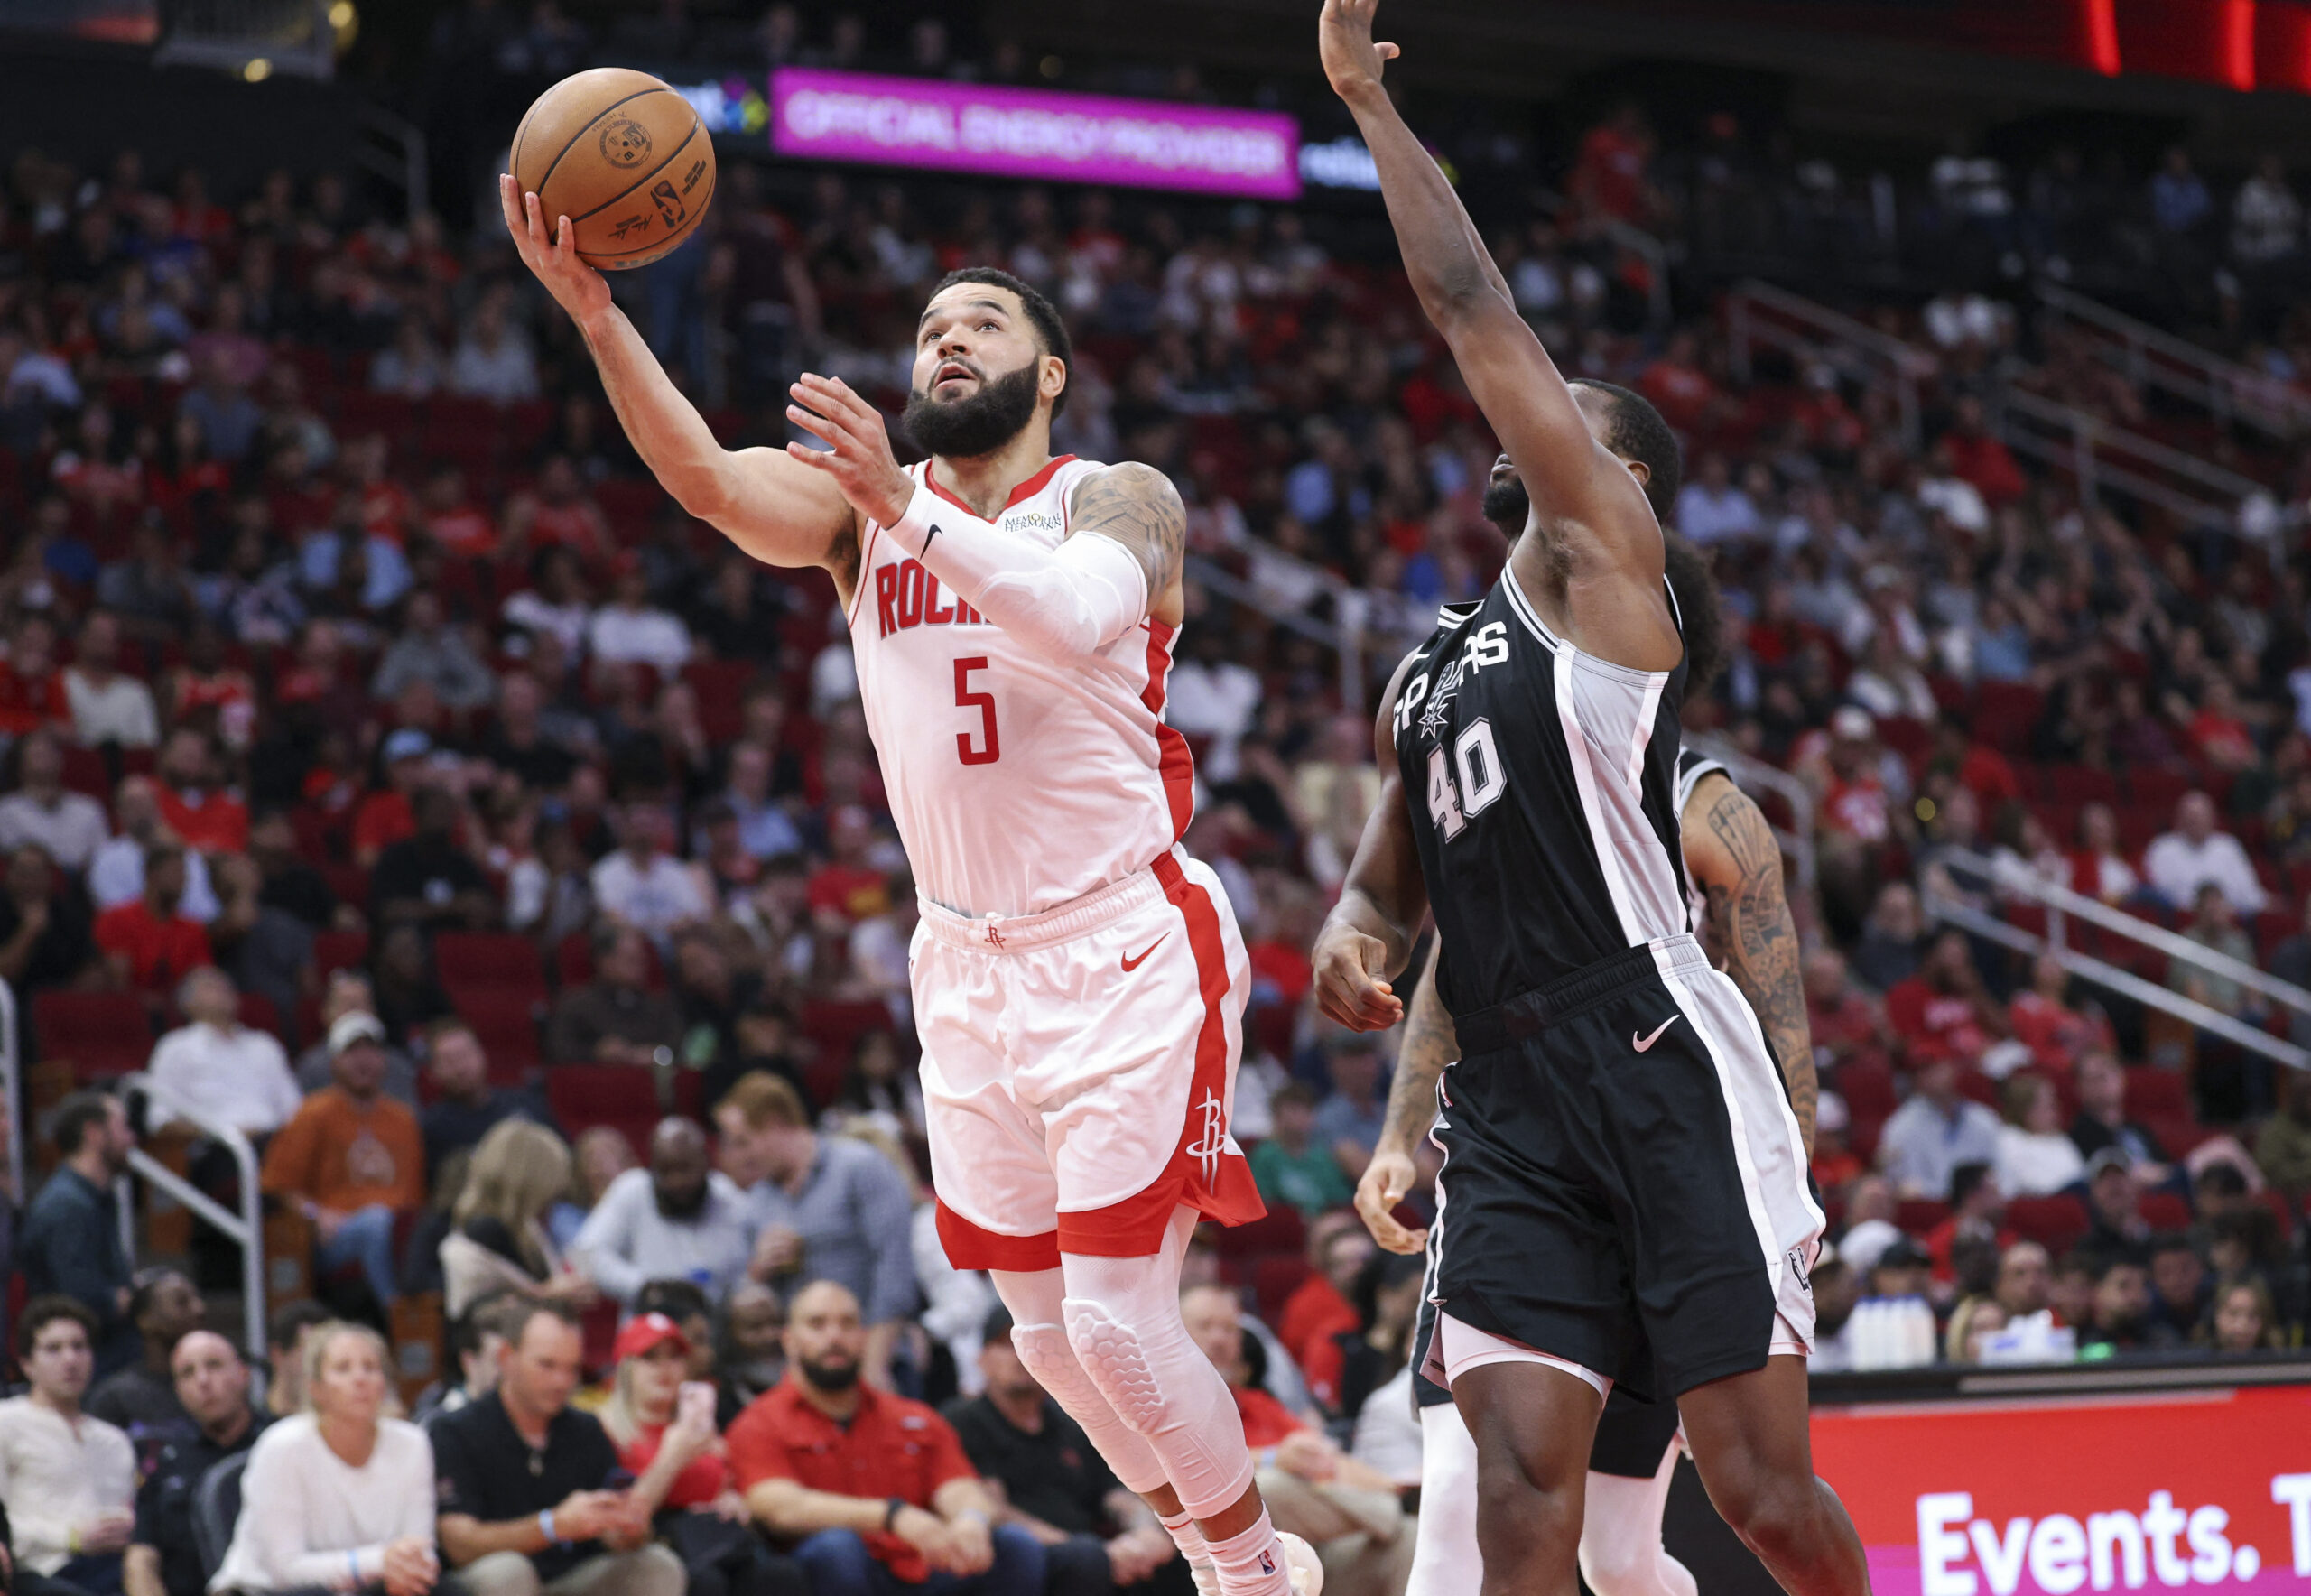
[{"xmin": 508, "ymin": 67, "xmax": 716, "ymax": 270}]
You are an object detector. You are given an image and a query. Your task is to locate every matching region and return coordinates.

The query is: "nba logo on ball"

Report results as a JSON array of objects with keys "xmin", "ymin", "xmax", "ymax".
[
  {"xmin": 651, "ymin": 180, "xmax": 684, "ymax": 227},
  {"xmin": 598, "ymin": 117, "xmax": 652, "ymax": 167}
]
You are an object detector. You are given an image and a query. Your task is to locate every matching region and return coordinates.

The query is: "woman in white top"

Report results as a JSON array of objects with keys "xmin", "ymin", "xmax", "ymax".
[
  {"xmin": 1992, "ymin": 1073, "xmax": 2088, "ymax": 1198},
  {"xmin": 211, "ymin": 1322, "xmax": 441, "ymax": 1595}
]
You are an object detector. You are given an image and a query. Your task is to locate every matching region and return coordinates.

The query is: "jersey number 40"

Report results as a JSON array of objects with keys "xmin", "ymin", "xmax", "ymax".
[{"xmin": 1425, "ymin": 718, "xmax": 1506, "ymax": 840}]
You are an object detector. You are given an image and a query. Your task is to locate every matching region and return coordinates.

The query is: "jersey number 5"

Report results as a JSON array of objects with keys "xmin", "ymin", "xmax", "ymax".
[
  {"xmin": 954, "ymin": 657, "xmax": 1000, "ymax": 766},
  {"xmin": 1425, "ymin": 718, "xmax": 1505, "ymax": 840}
]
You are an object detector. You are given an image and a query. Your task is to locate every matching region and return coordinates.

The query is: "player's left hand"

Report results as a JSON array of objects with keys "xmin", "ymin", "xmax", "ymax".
[
  {"xmin": 785, "ymin": 373, "xmax": 915, "ymax": 529},
  {"xmin": 1311, "ymin": 918, "xmax": 1404, "ymax": 1031},
  {"xmin": 1354, "ymin": 1146, "xmax": 1428, "ymax": 1254},
  {"xmin": 1318, "ymin": 0, "xmax": 1401, "ymax": 102}
]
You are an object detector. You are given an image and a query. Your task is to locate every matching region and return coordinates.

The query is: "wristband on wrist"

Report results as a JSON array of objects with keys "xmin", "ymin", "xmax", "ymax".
[
  {"xmin": 537, "ymin": 1508, "xmax": 557, "ymax": 1545},
  {"xmin": 885, "ymin": 1497, "xmax": 906, "ymax": 1533}
]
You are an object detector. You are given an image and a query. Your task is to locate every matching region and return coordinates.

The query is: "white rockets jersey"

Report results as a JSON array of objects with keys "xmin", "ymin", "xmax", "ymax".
[{"xmin": 846, "ymin": 455, "xmax": 1195, "ymax": 919}]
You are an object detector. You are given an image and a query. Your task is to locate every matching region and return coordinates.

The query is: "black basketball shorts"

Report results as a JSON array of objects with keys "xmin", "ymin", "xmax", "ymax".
[{"xmin": 1420, "ymin": 933, "xmax": 1823, "ymax": 1404}]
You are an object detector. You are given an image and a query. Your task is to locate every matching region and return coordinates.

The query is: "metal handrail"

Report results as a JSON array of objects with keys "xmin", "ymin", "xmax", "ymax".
[
  {"xmin": 1995, "ymin": 388, "xmax": 2266, "ymax": 532},
  {"xmin": 1726, "ymin": 279, "xmax": 1933, "ymax": 450},
  {"xmin": 1688, "ymin": 732, "xmax": 1817, "ymax": 893},
  {"xmin": 0, "ymin": 980, "xmax": 18, "ymax": 1207},
  {"xmin": 1185, "ymin": 552, "xmax": 1369, "ymax": 708},
  {"xmin": 116, "ymin": 1074, "xmax": 267, "ymax": 1361},
  {"xmin": 2035, "ymin": 280, "xmax": 2311, "ymax": 439},
  {"xmin": 1929, "ymin": 846, "xmax": 2311, "ymax": 1025},
  {"xmin": 1923, "ymin": 891, "xmax": 2309, "ymax": 1073},
  {"xmin": 357, "ymin": 103, "xmax": 429, "ymax": 225}
]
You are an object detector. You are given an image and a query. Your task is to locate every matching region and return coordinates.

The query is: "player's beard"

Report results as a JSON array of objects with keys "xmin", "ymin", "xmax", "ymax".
[
  {"xmin": 1480, "ymin": 474, "xmax": 1529, "ymax": 536},
  {"xmin": 903, "ymin": 362, "xmax": 1041, "ymax": 460}
]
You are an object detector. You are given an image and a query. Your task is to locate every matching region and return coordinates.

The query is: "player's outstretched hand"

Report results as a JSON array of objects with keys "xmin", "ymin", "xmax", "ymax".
[
  {"xmin": 1311, "ymin": 919, "xmax": 1404, "ymax": 1031},
  {"xmin": 498, "ymin": 174, "xmax": 610, "ymax": 327},
  {"xmin": 1318, "ymin": 0, "xmax": 1400, "ymax": 103},
  {"xmin": 785, "ymin": 373, "xmax": 915, "ymax": 530},
  {"xmin": 1354, "ymin": 1146, "xmax": 1428, "ymax": 1255}
]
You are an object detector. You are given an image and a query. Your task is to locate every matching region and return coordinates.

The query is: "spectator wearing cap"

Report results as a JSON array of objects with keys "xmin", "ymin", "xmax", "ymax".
[
  {"xmin": 598, "ymin": 1311, "xmax": 807, "ymax": 1596},
  {"xmin": 87, "ymin": 776, "xmax": 221, "ymax": 924},
  {"xmin": 943, "ymin": 1305, "xmax": 1177, "ymax": 1596},
  {"xmin": 20, "ymin": 1093, "xmax": 138, "ymax": 1374},
  {"xmin": 371, "ymin": 786, "xmax": 497, "ymax": 933},
  {"xmin": 1876, "ymin": 1056, "xmax": 2001, "ymax": 1201},
  {"xmin": 547, "ymin": 925, "xmax": 683, "ymax": 1066},
  {"xmin": 84, "ymin": 1267, "xmax": 201, "ymax": 1453},
  {"xmin": 729, "ymin": 1281, "xmax": 1040, "ymax": 1596},
  {"xmin": 124, "ymin": 1328, "xmax": 269, "ymax": 1596},
  {"xmin": 261, "ymin": 1010, "xmax": 427, "ymax": 1311},
  {"xmin": 352, "ymin": 729, "xmax": 433, "ymax": 870},
  {"xmin": 0, "ymin": 731, "xmax": 108, "ymax": 873},
  {"xmin": 372, "ymin": 590, "xmax": 497, "ymax": 712},
  {"xmin": 153, "ymin": 728, "xmax": 246, "ymax": 856},
  {"xmin": 571, "ymin": 1118, "xmax": 756, "ymax": 1309},
  {"xmin": 2067, "ymin": 1050, "xmax": 2170, "ymax": 1180},
  {"xmin": 587, "ymin": 556, "xmax": 691, "ymax": 673},
  {"xmin": 1862, "ymin": 1235, "xmax": 1933, "ymax": 1302},
  {"xmin": 0, "ymin": 1296, "xmax": 137, "ymax": 1591},
  {"xmin": 94, "ymin": 843, "xmax": 209, "ymax": 998},
  {"xmin": 292, "ymin": 970, "xmax": 418, "ymax": 1102},
  {"xmin": 719, "ymin": 1073, "xmax": 916, "ymax": 1389},
  {"xmin": 2079, "ymin": 1148, "xmax": 2151, "ymax": 1267},
  {"xmin": 591, "ymin": 803, "xmax": 709, "ymax": 942},
  {"xmin": 145, "ymin": 965, "xmax": 302, "ymax": 1138},
  {"xmin": 1311, "ymin": 1027, "xmax": 1388, "ymax": 1183},
  {"xmin": 2142, "ymin": 792, "xmax": 2268, "ymax": 915}
]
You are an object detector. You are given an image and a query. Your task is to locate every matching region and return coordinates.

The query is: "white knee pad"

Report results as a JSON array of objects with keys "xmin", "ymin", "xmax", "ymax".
[
  {"xmin": 995, "ymin": 1269, "xmax": 1172, "ymax": 1498},
  {"xmin": 1064, "ymin": 1298, "xmax": 1169, "ymax": 1432},
  {"xmin": 1061, "ymin": 1290, "xmax": 1251, "ymax": 1519},
  {"xmin": 1408, "ymin": 1403, "xmax": 1484, "ymax": 1596}
]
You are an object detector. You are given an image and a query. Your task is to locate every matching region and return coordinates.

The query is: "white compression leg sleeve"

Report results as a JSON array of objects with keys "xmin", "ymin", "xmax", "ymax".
[
  {"xmin": 1578, "ymin": 1440, "xmax": 1697, "ymax": 1596},
  {"xmin": 1409, "ymin": 1401, "xmax": 1484, "ymax": 1596},
  {"xmin": 989, "ymin": 1267, "xmax": 1172, "ymax": 1498},
  {"xmin": 886, "ymin": 481, "xmax": 1148, "ymax": 664},
  {"xmin": 1059, "ymin": 1207, "xmax": 1258, "ymax": 1520}
]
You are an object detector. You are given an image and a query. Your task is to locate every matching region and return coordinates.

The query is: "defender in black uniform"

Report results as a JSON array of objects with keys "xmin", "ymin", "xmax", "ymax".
[{"xmin": 1314, "ymin": 5, "xmax": 1867, "ymax": 1594}]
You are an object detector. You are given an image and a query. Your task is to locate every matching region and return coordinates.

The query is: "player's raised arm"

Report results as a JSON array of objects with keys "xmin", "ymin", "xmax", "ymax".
[
  {"xmin": 780, "ymin": 373, "xmax": 1171, "ymax": 663},
  {"xmin": 1685, "ymin": 772, "xmax": 1818, "ymax": 1155},
  {"xmin": 499, "ymin": 176, "xmax": 856, "ymax": 584},
  {"xmin": 1312, "ymin": 653, "xmax": 1429, "ymax": 1032},
  {"xmin": 1317, "ymin": 0, "xmax": 1657, "ymax": 565}
]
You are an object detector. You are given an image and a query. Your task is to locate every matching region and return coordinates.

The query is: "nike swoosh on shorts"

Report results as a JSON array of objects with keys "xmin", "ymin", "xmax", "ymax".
[
  {"xmin": 1632, "ymin": 1016, "xmax": 1683, "ymax": 1053},
  {"xmin": 1121, "ymin": 934, "xmax": 1169, "ymax": 972}
]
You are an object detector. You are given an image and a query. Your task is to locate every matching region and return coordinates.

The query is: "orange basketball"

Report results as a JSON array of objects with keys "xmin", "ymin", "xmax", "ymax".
[{"xmin": 509, "ymin": 68, "xmax": 716, "ymax": 271}]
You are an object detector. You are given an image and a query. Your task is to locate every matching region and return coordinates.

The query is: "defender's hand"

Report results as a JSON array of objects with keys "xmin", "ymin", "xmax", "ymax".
[
  {"xmin": 784, "ymin": 373, "xmax": 915, "ymax": 530},
  {"xmin": 498, "ymin": 174, "xmax": 611, "ymax": 328},
  {"xmin": 1312, "ymin": 921, "xmax": 1404, "ymax": 1031},
  {"xmin": 1355, "ymin": 1146, "xmax": 1427, "ymax": 1255},
  {"xmin": 1319, "ymin": 0, "xmax": 1401, "ymax": 102}
]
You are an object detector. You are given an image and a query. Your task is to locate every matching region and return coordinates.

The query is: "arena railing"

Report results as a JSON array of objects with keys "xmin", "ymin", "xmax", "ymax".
[
  {"xmin": 0, "ymin": 979, "xmax": 18, "ymax": 1208},
  {"xmin": 1920, "ymin": 848, "xmax": 2311, "ymax": 1075},
  {"xmin": 2034, "ymin": 280, "xmax": 2311, "ymax": 441},
  {"xmin": 1725, "ymin": 278, "xmax": 1933, "ymax": 451},
  {"xmin": 1687, "ymin": 732, "xmax": 1818, "ymax": 895},
  {"xmin": 114, "ymin": 1074, "xmax": 269, "ymax": 1361}
]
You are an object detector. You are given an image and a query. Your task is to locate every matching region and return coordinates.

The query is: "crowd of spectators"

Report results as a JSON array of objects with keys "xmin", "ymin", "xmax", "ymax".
[{"xmin": 2, "ymin": 9, "xmax": 2311, "ymax": 1591}]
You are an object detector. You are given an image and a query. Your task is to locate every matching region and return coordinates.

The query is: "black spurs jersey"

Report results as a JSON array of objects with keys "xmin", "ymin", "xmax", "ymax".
[{"xmin": 1394, "ymin": 572, "xmax": 1691, "ymax": 1015}]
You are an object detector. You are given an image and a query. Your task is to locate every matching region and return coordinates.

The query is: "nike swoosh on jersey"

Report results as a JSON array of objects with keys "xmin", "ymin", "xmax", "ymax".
[
  {"xmin": 1632, "ymin": 1016, "xmax": 1683, "ymax": 1053},
  {"xmin": 1121, "ymin": 934, "xmax": 1169, "ymax": 972}
]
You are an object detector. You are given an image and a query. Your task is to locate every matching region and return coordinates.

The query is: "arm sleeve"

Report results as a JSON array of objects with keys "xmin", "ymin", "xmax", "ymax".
[
  {"xmin": 853, "ymin": 1155, "xmax": 920, "ymax": 1326},
  {"xmin": 886, "ymin": 483, "xmax": 1149, "ymax": 665},
  {"xmin": 570, "ymin": 1176, "xmax": 645, "ymax": 1304}
]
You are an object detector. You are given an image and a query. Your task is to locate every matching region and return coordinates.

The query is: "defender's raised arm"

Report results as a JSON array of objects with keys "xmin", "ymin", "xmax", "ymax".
[{"xmin": 499, "ymin": 175, "xmax": 858, "ymax": 591}]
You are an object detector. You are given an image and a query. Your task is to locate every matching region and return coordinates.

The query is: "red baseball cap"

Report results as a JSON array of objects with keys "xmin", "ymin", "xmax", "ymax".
[{"xmin": 611, "ymin": 1312, "xmax": 691, "ymax": 1362}]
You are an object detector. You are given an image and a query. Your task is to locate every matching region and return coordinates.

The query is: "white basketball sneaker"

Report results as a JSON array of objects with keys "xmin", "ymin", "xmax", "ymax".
[{"xmin": 1277, "ymin": 1531, "xmax": 1324, "ymax": 1594}]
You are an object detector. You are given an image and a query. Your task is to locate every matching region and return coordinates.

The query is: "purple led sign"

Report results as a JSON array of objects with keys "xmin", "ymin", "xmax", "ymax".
[{"xmin": 771, "ymin": 68, "xmax": 1301, "ymax": 200}]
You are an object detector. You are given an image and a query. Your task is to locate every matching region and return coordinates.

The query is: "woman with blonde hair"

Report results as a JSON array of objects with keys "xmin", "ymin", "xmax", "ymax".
[
  {"xmin": 1943, "ymin": 1294, "xmax": 2009, "ymax": 1365},
  {"xmin": 211, "ymin": 1322, "xmax": 441, "ymax": 1592},
  {"xmin": 440, "ymin": 1118, "xmax": 597, "ymax": 1315},
  {"xmin": 597, "ymin": 1313, "xmax": 803, "ymax": 1596}
]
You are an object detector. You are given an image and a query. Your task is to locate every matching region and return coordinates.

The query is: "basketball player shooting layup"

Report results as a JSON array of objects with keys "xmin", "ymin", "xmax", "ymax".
[
  {"xmin": 1359, "ymin": 516, "xmax": 1824, "ymax": 1596},
  {"xmin": 499, "ymin": 178, "xmax": 1319, "ymax": 1596},
  {"xmin": 1309, "ymin": 5, "xmax": 1869, "ymax": 1595}
]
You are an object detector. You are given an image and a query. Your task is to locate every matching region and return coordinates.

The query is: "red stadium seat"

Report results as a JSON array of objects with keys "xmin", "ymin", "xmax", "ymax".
[
  {"xmin": 433, "ymin": 933, "xmax": 548, "ymax": 998},
  {"xmin": 798, "ymin": 1001, "xmax": 896, "ymax": 1100},
  {"xmin": 312, "ymin": 931, "xmax": 369, "ymax": 978},
  {"xmin": 1209, "ymin": 1208, "xmax": 1305, "ymax": 1259},
  {"xmin": 2005, "ymin": 1194, "xmax": 2088, "ymax": 1255},
  {"xmin": 2123, "ymin": 1067, "xmax": 2187, "ymax": 1121},
  {"xmin": 2139, "ymin": 1191, "xmax": 2193, "ymax": 1230},
  {"xmin": 237, "ymin": 992, "xmax": 283, "ymax": 1040},
  {"xmin": 546, "ymin": 1062, "xmax": 660, "ymax": 1133},
  {"xmin": 1896, "ymin": 1198, "xmax": 1950, "ymax": 1235},
  {"xmin": 1252, "ymin": 1255, "xmax": 1313, "ymax": 1326},
  {"xmin": 451, "ymin": 988, "xmax": 542, "ymax": 1077},
  {"xmin": 1971, "ymin": 683, "xmax": 2043, "ymax": 753},
  {"xmin": 32, "ymin": 993, "xmax": 154, "ymax": 1081}
]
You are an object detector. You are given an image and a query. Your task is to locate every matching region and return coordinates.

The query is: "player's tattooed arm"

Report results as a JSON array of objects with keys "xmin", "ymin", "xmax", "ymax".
[
  {"xmin": 1070, "ymin": 462, "xmax": 1186, "ymax": 605},
  {"xmin": 1695, "ymin": 777, "xmax": 1817, "ymax": 1157},
  {"xmin": 1357, "ymin": 940, "xmax": 1450, "ymax": 1254}
]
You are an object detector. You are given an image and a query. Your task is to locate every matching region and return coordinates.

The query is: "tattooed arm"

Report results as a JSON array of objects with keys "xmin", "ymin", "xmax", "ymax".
[
  {"xmin": 1684, "ymin": 772, "xmax": 1818, "ymax": 1157},
  {"xmin": 1354, "ymin": 938, "xmax": 1453, "ymax": 1255},
  {"xmin": 1069, "ymin": 462, "xmax": 1185, "ymax": 609}
]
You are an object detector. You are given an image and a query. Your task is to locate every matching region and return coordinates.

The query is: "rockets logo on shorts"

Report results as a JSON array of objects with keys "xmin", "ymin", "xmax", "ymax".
[{"xmin": 1185, "ymin": 1090, "xmax": 1229, "ymax": 1184}]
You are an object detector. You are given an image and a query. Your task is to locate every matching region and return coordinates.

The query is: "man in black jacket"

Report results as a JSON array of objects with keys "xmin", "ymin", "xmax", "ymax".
[
  {"xmin": 122, "ymin": 1331, "xmax": 269, "ymax": 1596},
  {"xmin": 18, "ymin": 1093, "xmax": 137, "ymax": 1375}
]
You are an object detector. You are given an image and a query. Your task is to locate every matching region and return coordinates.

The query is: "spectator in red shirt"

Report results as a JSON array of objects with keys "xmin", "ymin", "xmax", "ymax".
[
  {"xmin": 806, "ymin": 807, "xmax": 891, "ymax": 926},
  {"xmin": 1885, "ymin": 930, "xmax": 2010, "ymax": 1065},
  {"xmin": 2186, "ymin": 679, "xmax": 2260, "ymax": 773},
  {"xmin": 728, "ymin": 1281, "xmax": 1039, "ymax": 1596},
  {"xmin": 1178, "ymin": 1285, "xmax": 1408, "ymax": 1591},
  {"xmin": 155, "ymin": 728, "xmax": 247, "ymax": 855},
  {"xmin": 1635, "ymin": 329, "xmax": 1724, "ymax": 436},
  {"xmin": 1939, "ymin": 395, "xmax": 2026, "ymax": 507},
  {"xmin": 0, "ymin": 615, "xmax": 70, "ymax": 736},
  {"xmin": 1570, "ymin": 104, "xmax": 1656, "ymax": 226},
  {"xmin": 94, "ymin": 842, "xmax": 210, "ymax": 997},
  {"xmin": 1803, "ymin": 949, "xmax": 1893, "ymax": 1075},
  {"xmin": 421, "ymin": 464, "xmax": 499, "ymax": 560},
  {"xmin": 1923, "ymin": 1161, "xmax": 2014, "ymax": 1283},
  {"xmin": 2068, "ymin": 803, "xmax": 2141, "ymax": 905},
  {"xmin": 2008, "ymin": 951, "xmax": 2114, "ymax": 1076},
  {"xmin": 1927, "ymin": 716, "xmax": 2022, "ymax": 814},
  {"xmin": 1275, "ymin": 1216, "xmax": 1372, "ymax": 1415},
  {"xmin": 353, "ymin": 728, "xmax": 432, "ymax": 869}
]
